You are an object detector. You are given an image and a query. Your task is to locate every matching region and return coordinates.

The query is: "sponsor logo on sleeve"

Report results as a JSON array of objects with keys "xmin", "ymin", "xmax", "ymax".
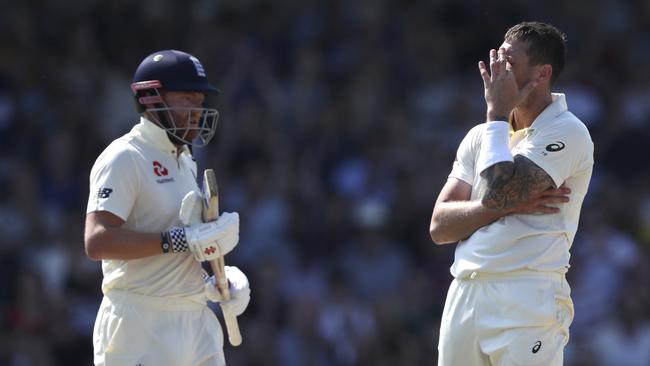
[
  {"xmin": 540, "ymin": 141, "xmax": 565, "ymax": 156},
  {"xmin": 532, "ymin": 340, "xmax": 542, "ymax": 354},
  {"xmin": 97, "ymin": 188, "xmax": 113, "ymax": 199},
  {"xmin": 545, "ymin": 141, "xmax": 565, "ymax": 152}
]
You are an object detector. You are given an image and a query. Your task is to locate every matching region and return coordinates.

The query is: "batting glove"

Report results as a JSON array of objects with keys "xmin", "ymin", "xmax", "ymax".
[
  {"xmin": 162, "ymin": 212, "xmax": 239, "ymax": 260},
  {"xmin": 205, "ymin": 266, "xmax": 251, "ymax": 316},
  {"xmin": 179, "ymin": 190, "xmax": 203, "ymax": 226}
]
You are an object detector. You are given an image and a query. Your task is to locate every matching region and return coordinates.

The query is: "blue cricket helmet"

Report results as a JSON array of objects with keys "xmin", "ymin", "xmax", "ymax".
[
  {"xmin": 132, "ymin": 49, "xmax": 220, "ymax": 94},
  {"xmin": 130, "ymin": 50, "xmax": 220, "ymax": 147}
]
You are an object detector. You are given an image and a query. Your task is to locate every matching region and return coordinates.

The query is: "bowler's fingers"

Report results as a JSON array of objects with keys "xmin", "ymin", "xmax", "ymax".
[
  {"xmin": 497, "ymin": 47, "xmax": 507, "ymax": 63},
  {"xmin": 499, "ymin": 48, "xmax": 512, "ymax": 73},
  {"xmin": 523, "ymin": 193, "xmax": 568, "ymax": 214},
  {"xmin": 489, "ymin": 49, "xmax": 499, "ymax": 75},
  {"xmin": 536, "ymin": 205, "xmax": 561, "ymax": 214},
  {"xmin": 540, "ymin": 195, "xmax": 570, "ymax": 205},
  {"xmin": 539, "ymin": 187, "xmax": 571, "ymax": 197},
  {"xmin": 478, "ymin": 61, "xmax": 490, "ymax": 86},
  {"xmin": 528, "ymin": 195, "xmax": 568, "ymax": 214},
  {"xmin": 537, "ymin": 185, "xmax": 570, "ymax": 197}
]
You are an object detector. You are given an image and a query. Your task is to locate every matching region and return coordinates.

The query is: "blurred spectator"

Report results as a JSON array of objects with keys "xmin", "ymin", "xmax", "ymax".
[{"xmin": 588, "ymin": 265, "xmax": 650, "ymax": 366}]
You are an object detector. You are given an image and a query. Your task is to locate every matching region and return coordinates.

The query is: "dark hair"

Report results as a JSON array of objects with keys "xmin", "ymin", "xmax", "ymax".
[{"xmin": 504, "ymin": 22, "xmax": 567, "ymax": 84}]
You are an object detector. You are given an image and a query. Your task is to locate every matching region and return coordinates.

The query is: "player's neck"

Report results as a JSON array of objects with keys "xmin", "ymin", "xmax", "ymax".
[
  {"xmin": 511, "ymin": 91, "xmax": 553, "ymax": 131},
  {"xmin": 173, "ymin": 143, "xmax": 186, "ymax": 157}
]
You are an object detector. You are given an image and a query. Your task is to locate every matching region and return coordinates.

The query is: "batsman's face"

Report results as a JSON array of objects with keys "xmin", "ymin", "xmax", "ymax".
[{"xmin": 162, "ymin": 91, "xmax": 206, "ymax": 140}]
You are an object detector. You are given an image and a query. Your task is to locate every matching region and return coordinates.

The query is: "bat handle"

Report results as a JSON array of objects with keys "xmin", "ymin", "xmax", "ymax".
[
  {"xmin": 209, "ymin": 257, "xmax": 242, "ymax": 346},
  {"xmin": 212, "ymin": 257, "xmax": 231, "ymax": 300},
  {"xmin": 223, "ymin": 309, "xmax": 242, "ymax": 346}
]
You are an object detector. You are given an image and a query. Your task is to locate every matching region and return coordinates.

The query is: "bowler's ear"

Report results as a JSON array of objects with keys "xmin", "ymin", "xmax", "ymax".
[{"xmin": 537, "ymin": 64, "xmax": 553, "ymax": 83}]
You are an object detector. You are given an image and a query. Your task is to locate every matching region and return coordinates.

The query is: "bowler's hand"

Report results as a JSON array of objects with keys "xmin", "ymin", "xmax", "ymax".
[
  {"xmin": 508, "ymin": 185, "xmax": 571, "ymax": 215},
  {"xmin": 479, "ymin": 48, "xmax": 538, "ymax": 121}
]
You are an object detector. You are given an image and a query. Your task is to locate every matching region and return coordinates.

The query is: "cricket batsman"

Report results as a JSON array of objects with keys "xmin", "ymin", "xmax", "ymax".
[{"xmin": 84, "ymin": 50, "xmax": 250, "ymax": 366}]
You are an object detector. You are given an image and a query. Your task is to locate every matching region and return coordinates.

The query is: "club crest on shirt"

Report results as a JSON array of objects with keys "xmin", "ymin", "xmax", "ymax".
[
  {"xmin": 153, "ymin": 161, "xmax": 168, "ymax": 176},
  {"xmin": 153, "ymin": 161, "xmax": 175, "ymax": 184}
]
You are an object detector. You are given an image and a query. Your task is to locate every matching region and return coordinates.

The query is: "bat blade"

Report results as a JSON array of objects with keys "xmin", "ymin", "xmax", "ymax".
[
  {"xmin": 202, "ymin": 168, "xmax": 242, "ymax": 346},
  {"xmin": 202, "ymin": 169, "xmax": 219, "ymax": 222}
]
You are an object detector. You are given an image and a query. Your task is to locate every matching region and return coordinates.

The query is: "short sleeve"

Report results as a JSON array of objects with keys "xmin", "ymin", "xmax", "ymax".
[
  {"xmin": 514, "ymin": 119, "xmax": 593, "ymax": 187},
  {"xmin": 86, "ymin": 148, "xmax": 140, "ymax": 221},
  {"xmin": 449, "ymin": 126, "xmax": 480, "ymax": 185}
]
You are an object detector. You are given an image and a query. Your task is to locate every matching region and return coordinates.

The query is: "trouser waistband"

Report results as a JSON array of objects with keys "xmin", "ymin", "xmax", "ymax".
[
  {"xmin": 457, "ymin": 269, "xmax": 565, "ymax": 282},
  {"xmin": 104, "ymin": 290, "xmax": 207, "ymax": 311}
]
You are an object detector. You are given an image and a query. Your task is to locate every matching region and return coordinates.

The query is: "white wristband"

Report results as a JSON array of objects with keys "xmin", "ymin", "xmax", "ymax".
[{"xmin": 477, "ymin": 121, "xmax": 513, "ymax": 173}]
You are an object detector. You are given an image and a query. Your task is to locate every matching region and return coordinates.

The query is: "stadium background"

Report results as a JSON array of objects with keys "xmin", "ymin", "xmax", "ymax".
[{"xmin": 1, "ymin": 0, "xmax": 649, "ymax": 365}]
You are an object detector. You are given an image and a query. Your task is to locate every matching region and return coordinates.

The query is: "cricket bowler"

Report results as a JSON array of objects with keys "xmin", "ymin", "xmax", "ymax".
[{"xmin": 430, "ymin": 22, "xmax": 594, "ymax": 365}]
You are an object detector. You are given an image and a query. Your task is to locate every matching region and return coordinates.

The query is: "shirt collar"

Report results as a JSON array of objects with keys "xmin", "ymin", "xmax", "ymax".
[
  {"xmin": 509, "ymin": 93, "xmax": 567, "ymax": 136},
  {"xmin": 530, "ymin": 93, "xmax": 567, "ymax": 129},
  {"xmin": 131, "ymin": 117, "xmax": 191, "ymax": 156}
]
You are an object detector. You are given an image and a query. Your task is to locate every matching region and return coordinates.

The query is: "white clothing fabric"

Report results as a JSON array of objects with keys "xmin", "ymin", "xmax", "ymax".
[
  {"xmin": 87, "ymin": 117, "xmax": 204, "ymax": 299},
  {"xmin": 449, "ymin": 94, "xmax": 594, "ymax": 277},
  {"xmin": 93, "ymin": 290, "xmax": 225, "ymax": 366},
  {"xmin": 438, "ymin": 270, "xmax": 574, "ymax": 366}
]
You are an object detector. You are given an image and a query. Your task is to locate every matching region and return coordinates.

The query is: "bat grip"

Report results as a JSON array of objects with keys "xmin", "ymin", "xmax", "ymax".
[
  {"xmin": 209, "ymin": 256, "xmax": 241, "ymax": 346},
  {"xmin": 209, "ymin": 258, "xmax": 230, "ymax": 300},
  {"xmin": 223, "ymin": 309, "xmax": 242, "ymax": 346}
]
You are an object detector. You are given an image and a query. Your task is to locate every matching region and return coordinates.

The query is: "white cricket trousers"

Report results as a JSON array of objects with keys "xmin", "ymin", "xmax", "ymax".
[
  {"xmin": 93, "ymin": 290, "xmax": 225, "ymax": 366},
  {"xmin": 438, "ymin": 270, "xmax": 574, "ymax": 366}
]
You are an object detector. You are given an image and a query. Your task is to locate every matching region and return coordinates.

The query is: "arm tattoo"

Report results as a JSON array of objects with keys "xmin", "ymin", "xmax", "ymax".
[{"xmin": 480, "ymin": 155, "xmax": 555, "ymax": 211}]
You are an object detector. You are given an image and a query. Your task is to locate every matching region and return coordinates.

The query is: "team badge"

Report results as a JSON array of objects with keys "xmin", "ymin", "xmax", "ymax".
[
  {"xmin": 189, "ymin": 56, "xmax": 206, "ymax": 77},
  {"xmin": 153, "ymin": 161, "xmax": 175, "ymax": 184},
  {"xmin": 153, "ymin": 161, "xmax": 169, "ymax": 176}
]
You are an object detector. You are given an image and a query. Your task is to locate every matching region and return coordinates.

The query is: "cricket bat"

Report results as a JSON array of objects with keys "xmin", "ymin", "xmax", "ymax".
[{"xmin": 202, "ymin": 168, "xmax": 242, "ymax": 346}]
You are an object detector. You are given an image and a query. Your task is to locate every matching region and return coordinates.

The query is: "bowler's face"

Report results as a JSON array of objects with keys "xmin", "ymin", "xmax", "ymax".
[{"xmin": 500, "ymin": 39, "xmax": 537, "ymax": 91}]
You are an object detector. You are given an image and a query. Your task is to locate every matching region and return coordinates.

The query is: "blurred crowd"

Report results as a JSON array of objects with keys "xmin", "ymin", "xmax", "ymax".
[{"xmin": 1, "ymin": 0, "xmax": 650, "ymax": 365}]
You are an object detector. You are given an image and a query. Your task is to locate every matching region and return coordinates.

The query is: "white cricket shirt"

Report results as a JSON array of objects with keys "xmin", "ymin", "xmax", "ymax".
[
  {"xmin": 449, "ymin": 94, "xmax": 594, "ymax": 277},
  {"xmin": 87, "ymin": 117, "xmax": 205, "ymax": 299}
]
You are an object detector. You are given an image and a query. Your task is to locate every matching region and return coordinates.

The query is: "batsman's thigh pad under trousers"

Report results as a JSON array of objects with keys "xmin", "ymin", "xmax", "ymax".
[{"xmin": 93, "ymin": 290, "xmax": 225, "ymax": 366}]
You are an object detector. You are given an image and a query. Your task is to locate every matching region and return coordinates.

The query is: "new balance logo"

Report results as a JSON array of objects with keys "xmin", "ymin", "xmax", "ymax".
[
  {"xmin": 97, "ymin": 188, "xmax": 113, "ymax": 199},
  {"xmin": 204, "ymin": 246, "xmax": 217, "ymax": 255}
]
